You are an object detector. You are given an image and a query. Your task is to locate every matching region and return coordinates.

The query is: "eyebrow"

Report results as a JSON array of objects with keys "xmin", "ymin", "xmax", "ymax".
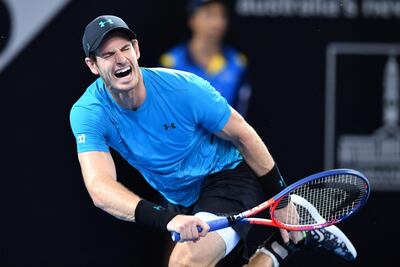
[{"xmin": 98, "ymin": 43, "xmax": 132, "ymax": 58}]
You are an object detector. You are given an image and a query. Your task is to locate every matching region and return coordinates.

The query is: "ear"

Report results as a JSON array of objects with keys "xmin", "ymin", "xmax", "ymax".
[
  {"xmin": 85, "ymin": 57, "xmax": 99, "ymax": 75},
  {"xmin": 132, "ymin": 39, "xmax": 141, "ymax": 60}
]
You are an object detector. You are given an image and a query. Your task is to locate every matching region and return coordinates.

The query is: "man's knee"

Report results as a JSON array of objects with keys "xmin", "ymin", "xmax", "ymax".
[
  {"xmin": 168, "ymin": 245, "xmax": 210, "ymax": 267},
  {"xmin": 168, "ymin": 233, "xmax": 226, "ymax": 267}
]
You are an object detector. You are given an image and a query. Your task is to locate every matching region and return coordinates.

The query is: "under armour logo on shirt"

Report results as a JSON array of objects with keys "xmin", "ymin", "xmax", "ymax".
[
  {"xmin": 77, "ymin": 134, "xmax": 86, "ymax": 144},
  {"xmin": 164, "ymin": 123, "xmax": 176, "ymax": 130}
]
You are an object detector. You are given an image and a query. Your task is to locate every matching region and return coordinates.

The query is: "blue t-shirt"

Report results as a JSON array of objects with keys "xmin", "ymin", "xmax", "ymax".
[{"xmin": 70, "ymin": 67, "xmax": 243, "ymax": 207}]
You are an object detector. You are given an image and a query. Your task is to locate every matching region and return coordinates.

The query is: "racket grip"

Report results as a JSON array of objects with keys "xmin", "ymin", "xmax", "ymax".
[
  {"xmin": 171, "ymin": 218, "xmax": 230, "ymax": 242},
  {"xmin": 171, "ymin": 226, "xmax": 202, "ymax": 242},
  {"xmin": 208, "ymin": 218, "xmax": 230, "ymax": 231}
]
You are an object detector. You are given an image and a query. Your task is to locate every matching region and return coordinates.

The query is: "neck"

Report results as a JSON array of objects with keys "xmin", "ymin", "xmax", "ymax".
[{"xmin": 109, "ymin": 71, "xmax": 146, "ymax": 111}]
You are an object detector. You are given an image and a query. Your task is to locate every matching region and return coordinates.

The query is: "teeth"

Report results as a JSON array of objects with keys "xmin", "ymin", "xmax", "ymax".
[{"xmin": 115, "ymin": 67, "xmax": 131, "ymax": 74}]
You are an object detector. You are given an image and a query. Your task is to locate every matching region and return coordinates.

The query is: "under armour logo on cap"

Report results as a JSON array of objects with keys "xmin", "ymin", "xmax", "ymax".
[
  {"xmin": 82, "ymin": 15, "xmax": 137, "ymax": 57},
  {"xmin": 98, "ymin": 18, "xmax": 114, "ymax": 28}
]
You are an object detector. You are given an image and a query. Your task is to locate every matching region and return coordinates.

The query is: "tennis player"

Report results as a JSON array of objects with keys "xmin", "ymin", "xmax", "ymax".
[{"xmin": 70, "ymin": 15, "xmax": 357, "ymax": 266}]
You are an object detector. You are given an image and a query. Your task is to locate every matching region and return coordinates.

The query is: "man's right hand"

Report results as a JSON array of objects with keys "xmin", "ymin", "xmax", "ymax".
[
  {"xmin": 274, "ymin": 201, "xmax": 304, "ymax": 244},
  {"xmin": 166, "ymin": 215, "xmax": 210, "ymax": 242}
]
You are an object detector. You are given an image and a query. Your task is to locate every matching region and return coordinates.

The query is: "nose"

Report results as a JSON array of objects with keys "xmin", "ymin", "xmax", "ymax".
[{"xmin": 114, "ymin": 51, "xmax": 126, "ymax": 64}]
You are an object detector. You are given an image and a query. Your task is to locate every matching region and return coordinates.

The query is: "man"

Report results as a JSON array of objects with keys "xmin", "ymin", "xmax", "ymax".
[
  {"xmin": 160, "ymin": 0, "xmax": 252, "ymax": 117},
  {"xmin": 71, "ymin": 15, "xmax": 356, "ymax": 266}
]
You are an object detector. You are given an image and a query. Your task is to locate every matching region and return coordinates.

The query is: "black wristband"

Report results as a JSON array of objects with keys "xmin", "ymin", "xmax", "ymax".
[
  {"xmin": 258, "ymin": 164, "xmax": 289, "ymax": 209},
  {"xmin": 259, "ymin": 164, "xmax": 287, "ymax": 196},
  {"xmin": 134, "ymin": 199, "xmax": 178, "ymax": 231}
]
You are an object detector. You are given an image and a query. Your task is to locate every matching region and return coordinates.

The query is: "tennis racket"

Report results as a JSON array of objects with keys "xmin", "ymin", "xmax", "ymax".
[{"xmin": 171, "ymin": 168, "xmax": 370, "ymax": 242}]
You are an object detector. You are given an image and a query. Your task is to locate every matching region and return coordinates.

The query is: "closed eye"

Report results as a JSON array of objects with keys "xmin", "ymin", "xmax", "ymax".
[
  {"xmin": 101, "ymin": 52, "xmax": 114, "ymax": 59},
  {"xmin": 121, "ymin": 45, "xmax": 131, "ymax": 52}
]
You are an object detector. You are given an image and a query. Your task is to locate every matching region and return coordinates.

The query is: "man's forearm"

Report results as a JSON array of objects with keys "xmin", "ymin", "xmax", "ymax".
[
  {"xmin": 235, "ymin": 124, "xmax": 275, "ymax": 176},
  {"xmin": 86, "ymin": 177, "xmax": 141, "ymax": 222}
]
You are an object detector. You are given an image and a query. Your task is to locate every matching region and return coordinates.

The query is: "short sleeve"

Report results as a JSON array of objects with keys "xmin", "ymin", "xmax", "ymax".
[
  {"xmin": 70, "ymin": 105, "xmax": 110, "ymax": 153},
  {"xmin": 186, "ymin": 74, "xmax": 232, "ymax": 133}
]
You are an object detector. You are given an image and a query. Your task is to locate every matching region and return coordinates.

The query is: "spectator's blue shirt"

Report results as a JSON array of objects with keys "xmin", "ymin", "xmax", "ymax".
[
  {"xmin": 160, "ymin": 44, "xmax": 250, "ymax": 114},
  {"xmin": 70, "ymin": 67, "xmax": 242, "ymax": 207}
]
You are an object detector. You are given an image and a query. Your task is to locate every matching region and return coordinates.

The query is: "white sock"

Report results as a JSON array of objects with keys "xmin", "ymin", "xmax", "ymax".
[{"xmin": 256, "ymin": 247, "xmax": 280, "ymax": 267}]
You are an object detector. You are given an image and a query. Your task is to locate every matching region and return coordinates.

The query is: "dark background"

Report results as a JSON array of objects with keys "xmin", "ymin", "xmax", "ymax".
[{"xmin": 1, "ymin": 0, "xmax": 399, "ymax": 266}]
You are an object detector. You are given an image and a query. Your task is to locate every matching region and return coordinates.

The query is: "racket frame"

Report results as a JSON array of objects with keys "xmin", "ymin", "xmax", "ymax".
[
  {"xmin": 269, "ymin": 168, "xmax": 370, "ymax": 230},
  {"xmin": 171, "ymin": 168, "xmax": 370, "ymax": 241}
]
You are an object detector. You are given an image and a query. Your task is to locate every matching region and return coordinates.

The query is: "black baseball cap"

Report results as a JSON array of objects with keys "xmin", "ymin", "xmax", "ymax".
[
  {"xmin": 187, "ymin": 0, "xmax": 225, "ymax": 16},
  {"xmin": 82, "ymin": 15, "xmax": 136, "ymax": 57}
]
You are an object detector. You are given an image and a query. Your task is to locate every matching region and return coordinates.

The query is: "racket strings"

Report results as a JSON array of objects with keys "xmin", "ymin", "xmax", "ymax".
[{"xmin": 275, "ymin": 174, "xmax": 367, "ymax": 228}]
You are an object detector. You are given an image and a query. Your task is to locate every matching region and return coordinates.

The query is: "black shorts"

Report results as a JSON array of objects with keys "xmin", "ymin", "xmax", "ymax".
[{"xmin": 168, "ymin": 161, "xmax": 277, "ymax": 259}]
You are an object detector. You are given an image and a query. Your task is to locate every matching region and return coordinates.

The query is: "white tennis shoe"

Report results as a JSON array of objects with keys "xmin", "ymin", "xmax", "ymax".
[
  {"xmin": 291, "ymin": 194, "xmax": 357, "ymax": 261},
  {"xmin": 304, "ymin": 226, "xmax": 357, "ymax": 261}
]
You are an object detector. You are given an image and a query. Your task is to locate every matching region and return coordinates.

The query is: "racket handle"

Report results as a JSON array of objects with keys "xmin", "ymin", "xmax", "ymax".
[
  {"xmin": 208, "ymin": 217, "xmax": 230, "ymax": 230},
  {"xmin": 171, "ymin": 226, "xmax": 202, "ymax": 242},
  {"xmin": 171, "ymin": 218, "xmax": 230, "ymax": 242}
]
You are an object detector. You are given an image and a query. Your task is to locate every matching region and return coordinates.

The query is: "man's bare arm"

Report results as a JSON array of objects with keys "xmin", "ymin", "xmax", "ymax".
[
  {"xmin": 78, "ymin": 151, "xmax": 141, "ymax": 222},
  {"xmin": 78, "ymin": 151, "xmax": 209, "ymax": 239},
  {"xmin": 215, "ymin": 107, "xmax": 275, "ymax": 176}
]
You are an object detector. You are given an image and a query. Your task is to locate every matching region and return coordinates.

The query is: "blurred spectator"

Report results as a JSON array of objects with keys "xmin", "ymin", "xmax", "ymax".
[{"xmin": 160, "ymin": 0, "xmax": 252, "ymax": 117}]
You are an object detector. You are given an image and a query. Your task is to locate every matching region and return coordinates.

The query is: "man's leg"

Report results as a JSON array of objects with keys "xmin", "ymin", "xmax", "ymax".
[
  {"xmin": 169, "ymin": 231, "xmax": 226, "ymax": 267},
  {"xmin": 169, "ymin": 212, "xmax": 242, "ymax": 267},
  {"xmin": 169, "ymin": 229, "xmax": 276, "ymax": 267},
  {"xmin": 244, "ymin": 249, "xmax": 275, "ymax": 267}
]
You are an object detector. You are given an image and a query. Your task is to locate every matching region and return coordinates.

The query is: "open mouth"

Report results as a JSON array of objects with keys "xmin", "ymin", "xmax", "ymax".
[{"xmin": 114, "ymin": 66, "xmax": 132, "ymax": 78}]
